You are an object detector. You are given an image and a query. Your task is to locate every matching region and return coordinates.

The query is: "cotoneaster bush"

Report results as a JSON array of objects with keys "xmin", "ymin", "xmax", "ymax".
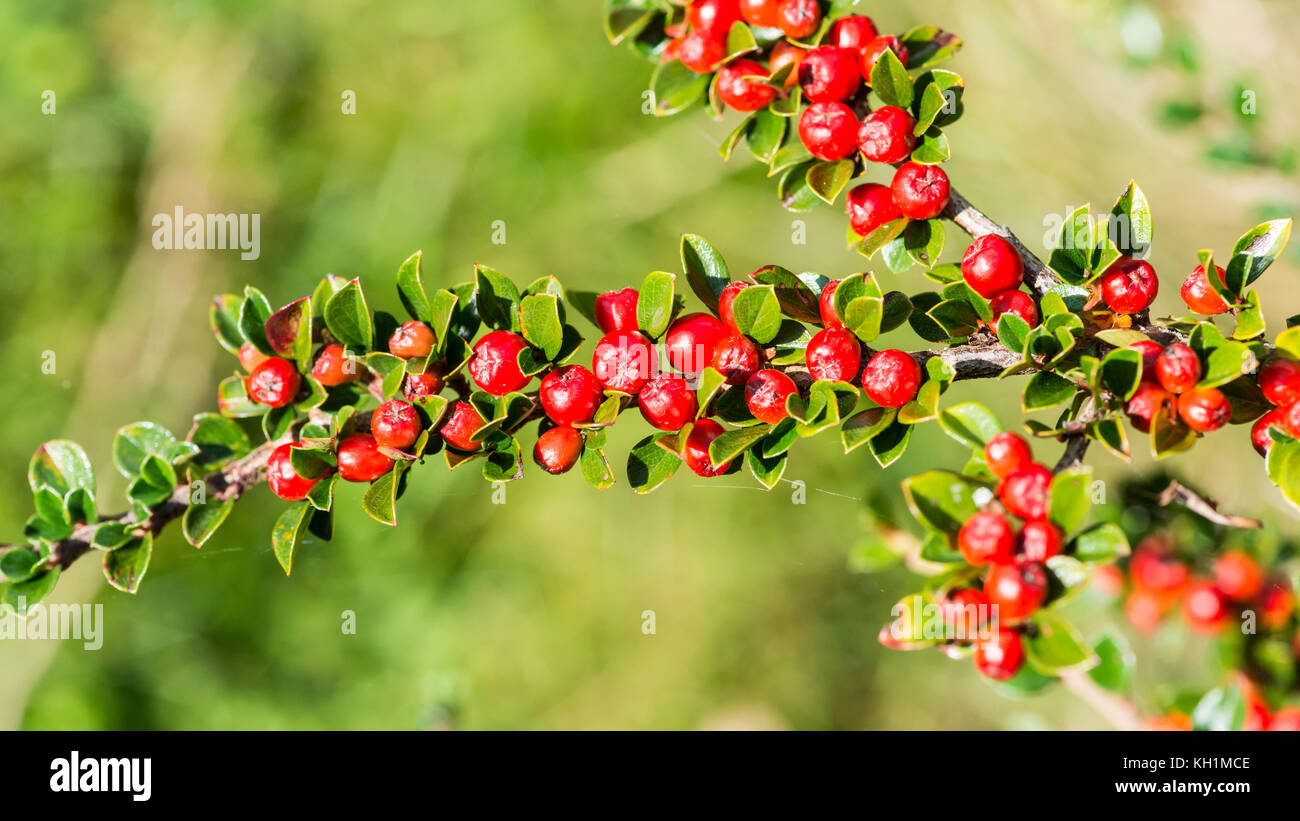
[{"xmin": 3, "ymin": 1, "xmax": 1300, "ymax": 730}]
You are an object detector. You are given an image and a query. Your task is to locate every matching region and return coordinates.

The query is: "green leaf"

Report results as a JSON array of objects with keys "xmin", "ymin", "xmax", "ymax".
[
  {"xmin": 1022, "ymin": 371, "xmax": 1076, "ymax": 412},
  {"xmin": 1089, "ymin": 632, "xmax": 1136, "ymax": 694},
  {"xmin": 909, "ymin": 129, "xmax": 950, "ymax": 164},
  {"xmin": 650, "ymin": 59, "xmax": 709, "ymax": 117},
  {"xmin": 395, "ymin": 250, "xmax": 433, "ymax": 323},
  {"xmin": 362, "ymin": 462, "xmax": 411, "ymax": 525},
  {"xmin": 1024, "ymin": 611, "xmax": 1096, "ymax": 674},
  {"xmin": 870, "ymin": 46, "xmax": 913, "ymax": 108},
  {"xmin": 746, "ymin": 448, "xmax": 787, "ymax": 490},
  {"xmin": 1109, "ymin": 180, "xmax": 1153, "ymax": 256},
  {"xmin": 778, "ymin": 160, "xmax": 821, "ymax": 212},
  {"xmin": 238, "ymin": 286, "xmax": 275, "ymax": 355},
  {"xmin": 841, "ymin": 407, "xmax": 894, "ymax": 453},
  {"xmin": 856, "ymin": 217, "xmax": 910, "ymax": 260},
  {"xmin": 746, "ymin": 108, "xmax": 786, "ymax": 164},
  {"xmin": 1189, "ymin": 322, "xmax": 1255, "ymax": 388},
  {"xmin": 806, "ymin": 160, "xmax": 855, "ymax": 205},
  {"xmin": 1048, "ymin": 466, "xmax": 1093, "ymax": 536},
  {"xmin": 1232, "ymin": 289, "xmax": 1266, "ymax": 340},
  {"xmin": 869, "ymin": 419, "xmax": 913, "ymax": 467},
  {"xmin": 748, "ymin": 265, "xmax": 820, "ymax": 324},
  {"xmin": 1071, "ymin": 522, "xmax": 1131, "ymax": 564},
  {"xmin": 187, "ymin": 413, "xmax": 253, "ymax": 473},
  {"xmin": 1100, "ymin": 348, "xmax": 1142, "ymax": 400},
  {"xmin": 429, "ymin": 288, "xmax": 460, "ymax": 347},
  {"xmin": 1223, "ymin": 218, "xmax": 1291, "ymax": 295},
  {"xmin": 103, "ymin": 535, "xmax": 153, "ymax": 594},
  {"xmin": 927, "ymin": 299, "xmax": 980, "ymax": 338},
  {"xmin": 1191, "ymin": 686, "xmax": 1246, "ymax": 732},
  {"xmin": 323, "ymin": 278, "xmax": 373, "ymax": 349},
  {"xmin": 113, "ymin": 422, "xmax": 186, "ymax": 478},
  {"xmin": 519, "ymin": 294, "xmax": 564, "ymax": 360},
  {"xmin": 28, "ymin": 440, "xmax": 94, "ymax": 496},
  {"xmin": 903, "ymin": 219, "xmax": 945, "ymax": 269},
  {"xmin": 636, "ymin": 271, "xmax": 677, "ymax": 339},
  {"xmin": 182, "ymin": 496, "xmax": 234, "ymax": 549},
  {"xmin": 1150, "ymin": 405, "xmax": 1196, "ymax": 459},
  {"xmin": 680, "ymin": 233, "xmax": 730, "ymax": 312},
  {"xmin": 1093, "ymin": 328, "xmax": 1149, "ymax": 347},
  {"xmin": 474, "ymin": 266, "xmax": 521, "ymax": 333},
  {"xmin": 730, "ymin": 285, "xmax": 782, "ymax": 344},
  {"xmin": 627, "ymin": 435, "xmax": 681, "ymax": 494},
  {"xmin": 4, "ymin": 567, "xmax": 60, "ymax": 613},
  {"xmin": 937, "ymin": 402, "xmax": 1002, "ymax": 450},
  {"xmin": 209, "ymin": 293, "xmax": 245, "ymax": 355},
  {"xmin": 264, "ymin": 296, "xmax": 312, "ymax": 370},
  {"xmin": 580, "ymin": 444, "xmax": 616, "ymax": 490},
  {"xmin": 709, "ymin": 424, "xmax": 771, "ymax": 466},
  {"xmin": 900, "ymin": 26, "xmax": 964, "ymax": 71},
  {"xmin": 1, "ymin": 548, "xmax": 42, "ymax": 582},
  {"xmin": 217, "ymin": 376, "xmax": 268, "ymax": 418},
  {"xmin": 902, "ymin": 470, "xmax": 978, "ymax": 533},
  {"xmin": 271, "ymin": 500, "xmax": 313, "ymax": 576},
  {"xmin": 1047, "ymin": 205, "xmax": 1092, "ymax": 284},
  {"xmin": 1089, "ymin": 417, "xmax": 1131, "ymax": 463}
]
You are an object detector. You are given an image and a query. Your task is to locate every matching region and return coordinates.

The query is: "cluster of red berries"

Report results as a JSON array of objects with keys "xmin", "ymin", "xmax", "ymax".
[
  {"xmin": 958, "ymin": 234, "xmax": 1038, "ymax": 331},
  {"xmin": 809, "ymin": 279, "xmax": 922, "ymax": 406},
  {"xmin": 1249, "ymin": 357, "xmax": 1300, "ymax": 457},
  {"xmin": 942, "ymin": 432, "xmax": 1063, "ymax": 681},
  {"xmin": 664, "ymin": 0, "xmax": 835, "ymax": 77},
  {"xmin": 1123, "ymin": 340, "xmax": 1231, "ymax": 435},
  {"xmin": 1095, "ymin": 539, "xmax": 1293, "ymax": 639}
]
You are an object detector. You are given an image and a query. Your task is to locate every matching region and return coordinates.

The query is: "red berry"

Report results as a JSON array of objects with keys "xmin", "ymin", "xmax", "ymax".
[
  {"xmin": 468, "ymin": 330, "xmax": 531, "ymax": 395},
  {"xmin": 857, "ymin": 105, "xmax": 917, "ymax": 163},
  {"xmin": 247, "ymin": 357, "xmax": 301, "ymax": 408},
  {"xmin": 827, "ymin": 14, "xmax": 878, "ymax": 51},
  {"xmin": 940, "ymin": 587, "xmax": 989, "ymax": 639},
  {"xmin": 686, "ymin": 0, "xmax": 743, "ymax": 34},
  {"xmin": 389, "ymin": 320, "xmax": 436, "ymax": 359},
  {"xmin": 1258, "ymin": 358, "xmax": 1300, "ymax": 407},
  {"xmin": 533, "ymin": 425, "xmax": 583, "ymax": 475},
  {"xmin": 684, "ymin": 418, "xmax": 732, "ymax": 477},
  {"xmin": 592, "ymin": 330, "xmax": 655, "ymax": 394},
  {"xmin": 988, "ymin": 290, "xmax": 1039, "ymax": 330},
  {"xmin": 958, "ymin": 511, "xmax": 1015, "ymax": 566},
  {"xmin": 1126, "ymin": 381, "xmax": 1172, "ymax": 434},
  {"xmin": 267, "ymin": 443, "xmax": 328, "ymax": 501},
  {"xmin": 745, "ymin": 369, "xmax": 798, "ymax": 424},
  {"xmin": 665, "ymin": 312, "xmax": 729, "ymax": 376},
  {"xmin": 540, "ymin": 365, "xmax": 604, "ymax": 426},
  {"xmin": 818, "ymin": 279, "xmax": 843, "ymax": 328},
  {"xmin": 1182, "ymin": 579, "xmax": 1228, "ymax": 633},
  {"xmin": 1098, "ymin": 257, "xmax": 1159, "ymax": 315},
  {"xmin": 593, "ymin": 288, "xmax": 639, "ymax": 334},
  {"xmin": 1177, "ymin": 386, "xmax": 1230, "ymax": 432},
  {"xmin": 638, "ymin": 373, "xmax": 699, "ymax": 431},
  {"xmin": 1131, "ymin": 540, "xmax": 1188, "ymax": 593},
  {"xmin": 1126, "ymin": 589, "xmax": 1167, "ymax": 635},
  {"xmin": 739, "ymin": 0, "xmax": 780, "ymax": 28},
  {"xmin": 661, "ymin": 35, "xmax": 686, "ymax": 64},
  {"xmin": 891, "ymin": 162, "xmax": 950, "ymax": 219},
  {"xmin": 961, "ymin": 235, "xmax": 1025, "ymax": 298},
  {"xmin": 336, "ymin": 433, "xmax": 395, "ymax": 483},
  {"xmin": 768, "ymin": 41, "xmax": 806, "ymax": 88},
  {"xmin": 372, "ymin": 399, "xmax": 422, "ymax": 450},
  {"xmin": 1259, "ymin": 580, "xmax": 1295, "ymax": 629},
  {"xmin": 797, "ymin": 46, "xmax": 861, "ymax": 103},
  {"xmin": 678, "ymin": 29, "xmax": 726, "ymax": 73},
  {"xmin": 712, "ymin": 334, "xmax": 761, "ymax": 386},
  {"xmin": 440, "ymin": 401, "xmax": 486, "ymax": 452},
  {"xmin": 999, "ymin": 463, "xmax": 1051, "ymax": 521},
  {"xmin": 973, "ymin": 627, "xmax": 1024, "ymax": 680},
  {"xmin": 403, "ymin": 367, "xmax": 445, "ymax": 403},
  {"xmin": 1017, "ymin": 520, "xmax": 1062, "ymax": 562},
  {"xmin": 1130, "ymin": 339, "xmax": 1163, "ymax": 382},
  {"xmin": 984, "ymin": 560, "xmax": 1049, "ymax": 621},
  {"xmin": 797, "ymin": 101, "xmax": 859, "ymax": 161},
  {"xmin": 1271, "ymin": 707, "xmax": 1300, "ymax": 732},
  {"xmin": 717, "ymin": 281, "xmax": 750, "ymax": 330},
  {"xmin": 845, "ymin": 183, "xmax": 902, "ymax": 237},
  {"xmin": 1214, "ymin": 551, "xmax": 1263, "ymax": 603},
  {"xmin": 1252, "ymin": 407, "xmax": 1288, "ymax": 456},
  {"xmin": 776, "ymin": 0, "xmax": 820, "ymax": 39},
  {"xmin": 984, "ymin": 432, "xmax": 1032, "ymax": 480},
  {"xmin": 805, "ymin": 327, "xmax": 861, "ymax": 383},
  {"xmin": 860, "ymin": 35, "xmax": 909, "ymax": 76},
  {"xmin": 861, "ymin": 349, "xmax": 921, "ymax": 408},
  {"xmin": 311, "ymin": 343, "xmax": 359, "ymax": 387},
  {"xmin": 1180, "ymin": 263, "xmax": 1230, "ymax": 315},
  {"xmin": 1155, "ymin": 343, "xmax": 1201, "ymax": 394},
  {"xmin": 238, "ymin": 341, "xmax": 270, "ymax": 373},
  {"xmin": 716, "ymin": 58, "xmax": 778, "ymax": 111}
]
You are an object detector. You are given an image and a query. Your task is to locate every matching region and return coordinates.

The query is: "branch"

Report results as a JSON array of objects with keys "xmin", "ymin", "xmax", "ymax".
[
  {"xmin": 1155, "ymin": 480, "xmax": 1262, "ymax": 529},
  {"xmin": 1058, "ymin": 668, "xmax": 1147, "ymax": 731},
  {"xmin": 942, "ymin": 187, "xmax": 1062, "ymax": 298}
]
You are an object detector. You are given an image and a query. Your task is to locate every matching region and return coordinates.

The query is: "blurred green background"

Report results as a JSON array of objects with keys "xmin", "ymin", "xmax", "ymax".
[{"xmin": 2, "ymin": 0, "xmax": 1298, "ymax": 729}]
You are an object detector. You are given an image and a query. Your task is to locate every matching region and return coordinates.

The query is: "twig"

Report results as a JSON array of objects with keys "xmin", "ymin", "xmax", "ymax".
[
  {"xmin": 1155, "ymin": 480, "xmax": 1262, "ymax": 529},
  {"xmin": 1058, "ymin": 668, "xmax": 1147, "ymax": 731},
  {"xmin": 942, "ymin": 187, "xmax": 1062, "ymax": 298}
]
